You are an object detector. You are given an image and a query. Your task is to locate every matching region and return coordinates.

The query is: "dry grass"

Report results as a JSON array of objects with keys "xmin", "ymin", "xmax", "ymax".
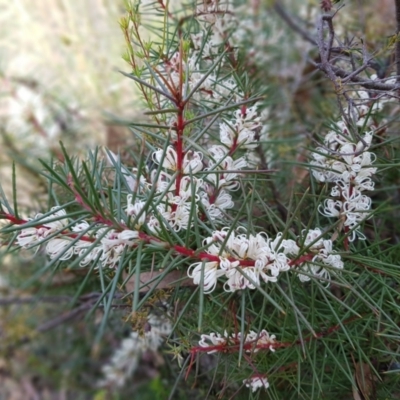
[
  {"xmin": 0, "ymin": 0, "xmax": 141, "ymax": 210},
  {"xmin": 0, "ymin": 0, "xmax": 136, "ymax": 118},
  {"xmin": 0, "ymin": 2, "xmax": 137, "ymax": 397}
]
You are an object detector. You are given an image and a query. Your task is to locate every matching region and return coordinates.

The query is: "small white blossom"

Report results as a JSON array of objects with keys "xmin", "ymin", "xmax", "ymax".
[
  {"xmin": 198, "ymin": 328, "xmax": 276, "ymax": 354},
  {"xmin": 99, "ymin": 305, "xmax": 172, "ymax": 388},
  {"xmin": 100, "ymin": 229, "xmax": 139, "ymax": 268},
  {"xmin": 298, "ymin": 228, "xmax": 344, "ymax": 282},
  {"xmin": 219, "ymin": 106, "xmax": 261, "ymax": 150},
  {"xmin": 183, "ymin": 150, "xmax": 204, "ymax": 174},
  {"xmin": 46, "ymin": 238, "xmax": 75, "ymax": 260},
  {"xmin": 198, "ymin": 331, "xmax": 228, "ymax": 353},
  {"xmin": 153, "ymin": 146, "xmax": 178, "ymax": 171},
  {"xmin": 311, "ymin": 113, "xmax": 379, "ymax": 240},
  {"xmin": 244, "ymin": 375, "xmax": 269, "ymax": 392},
  {"xmin": 16, "ymin": 208, "xmax": 69, "ymax": 249},
  {"xmin": 188, "ymin": 261, "xmax": 225, "ymax": 293},
  {"xmin": 126, "ymin": 195, "xmax": 146, "ymax": 228},
  {"xmin": 200, "ymin": 188, "xmax": 234, "ymax": 220}
]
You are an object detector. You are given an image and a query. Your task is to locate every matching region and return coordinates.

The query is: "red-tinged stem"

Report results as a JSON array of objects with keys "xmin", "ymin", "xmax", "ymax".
[
  {"xmin": 2, "ymin": 212, "xmax": 319, "ymax": 271},
  {"xmin": 67, "ymin": 174, "xmax": 115, "ymax": 228},
  {"xmin": 190, "ymin": 341, "xmax": 283, "ymax": 356},
  {"xmin": 172, "ymin": 40, "xmax": 186, "ymax": 204},
  {"xmin": 157, "ymin": 0, "xmax": 174, "ymax": 20},
  {"xmin": 228, "ymin": 103, "xmax": 248, "ymax": 156},
  {"xmin": 228, "ymin": 137, "xmax": 238, "ymax": 156},
  {"xmin": 2, "ymin": 214, "xmax": 311, "ymax": 270},
  {"xmin": 139, "ymin": 233, "xmax": 258, "ymax": 266},
  {"xmin": 343, "ymin": 228, "xmax": 349, "ymax": 251},
  {"xmin": 289, "ymin": 253, "xmax": 315, "ymax": 267},
  {"xmin": 0, "ymin": 213, "xmax": 27, "ymax": 225},
  {"xmin": 64, "ymin": 232, "xmax": 95, "ymax": 242},
  {"xmin": 174, "ymin": 106, "xmax": 185, "ymax": 200},
  {"xmin": 0, "ymin": 212, "xmax": 95, "ymax": 243},
  {"xmin": 188, "ymin": 315, "xmax": 361, "ymax": 363}
]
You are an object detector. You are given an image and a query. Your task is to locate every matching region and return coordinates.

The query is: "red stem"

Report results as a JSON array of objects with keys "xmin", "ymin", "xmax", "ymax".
[
  {"xmin": 2, "ymin": 212, "xmax": 320, "ymax": 269},
  {"xmin": 172, "ymin": 39, "xmax": 186, "ymax": 205}
]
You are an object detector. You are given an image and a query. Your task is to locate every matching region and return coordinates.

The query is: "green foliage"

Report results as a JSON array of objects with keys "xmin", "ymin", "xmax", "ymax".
[{"xmin": 1, "ymin": 1, "xmax": 400, "ymax": 399}]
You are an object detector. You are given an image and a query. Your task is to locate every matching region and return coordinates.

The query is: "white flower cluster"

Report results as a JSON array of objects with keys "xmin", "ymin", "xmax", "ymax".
[
  {"xmin": 99, "ymin": 304, "xmax": 172, "ymax": 388},
  {"xmin": 187, "ymin": 226, "xmax": 344, "ymax": 290},
  {"xmin": 16, "ymin": 208, "xmax": 70, "ymax": 249},
  {"xmin": 0, "ymin": 79, "xmax": 86, "ymax": 159},
  {"xmin": 165, "ymin": 51, "xmax": 242, "ymax": 104},
  {"xmin": 288, "ymin": 228, "xmax": 344, "ymax": 282},
  {"xmin": 16, "ymin": 208, "xmax": 140, "ymax": 269},
  {"xmin": 194, "ymin": 0, "xmax": 235, "ymax": 57},
  {"xmin": 117, "ymin": 1, "xmax": 263, "ymax": 234},
  {"xmin": 14, "ymin": 1, "xmax": 264, "ymax": 269},
  {"xmin": 199, "ymin": 329, "xmax": 276, "ymax": 354},
  {"xmin": 188, "ymin": 228, "xmax": 294, "ymax": 293},
  {"xmin": 129, "ymin": 105, "xmax": 261, "ymax": 233},
  {"xmin": 311, "ymin": 113, "xmax": 378, "ymax": 241},
  {"xmin": 0, "ymin": 83, "xmax": 60, "ymax": 154},
  {"xmin": 311, "ymin": 80, "xmax": 397, "ymax": 241}
]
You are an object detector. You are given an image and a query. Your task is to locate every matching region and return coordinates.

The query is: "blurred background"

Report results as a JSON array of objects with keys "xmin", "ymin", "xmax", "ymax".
[
  {"xmin": 0, "ymin": 0, "xmax": 136, "ymax": 209},
  {"xmin": 0, "ymin": 1, "xmax": 138, "ymax": 399}
]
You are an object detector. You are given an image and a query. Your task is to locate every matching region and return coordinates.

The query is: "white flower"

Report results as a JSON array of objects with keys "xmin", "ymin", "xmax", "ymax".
[
  {"xmin": 126, "ymin": 195, "xmax": 146, "ymax": 228},
  {"xmin": 178, "ymin": 176, "xmax": 202, "ymax": 201},
  {"xmin": 147, "ymin": 215, "xmax": 162, "ymax": 234},
  {"xmin": 46, "ymin": 238, "xmax": 75, "ymax": 260},
  {"xmin": 153, "ymin": 146, "xmax": 178, "ymax": 170},
  {"xmin": 200, "ymin": 188, "xmax": 234, "ymax": 220},
  {"xmin": 219, "ymin": 122, "xmax": 236, "ymax": 147},
  {"xmin": 171, "ymin": 200, "xmax": 193, "ymax": 231},
  {"xmin": 214, "ymin": 190, "xmax": 234, "ymax": 210},
  {"xmin": 188, "ymin": 229, "xmax": 291, "ymax": 293},
  {"xmin": 183, "ymin": 150, "xmax": 203, "ymax": 174},
  {"xmin": 100, "ymin": 229, "xmax": 139, "ymax": 268},
  {"xmin": 298, "ymin": 229, "xmax": 344, "ymax": 282},
  {"xmin": 16, "ymin": 208, "xmax": 69, "ymax": 249},
  {"xmin": 74, "ymin": 242, "xmax": 101, "ymax": 267},
  {"xmin": 188, "ymin": 261, "xmax": 225, "ymax": 293},
  {"xmin": 208, "ymin": 145, "xmax": 228, "ymax": 161},
  {"xmin": 72, "ymin": 220, "xmax": 91, "ymax": 233},
  {"xmin": 16, "ymin": 227, "xmax": 43, "ymax": 248},
  {"xmin": 198, "ymin": 332, "xmax": 228, "ymax": 353},
  {"xmin": 98, "ymin": 303, "xmax": 171, "ymax": 388},
  {"xmin": 152, "ymin": 170, "xmax": 176, "ymax": 193},
  {"xmin": 244, "ymin": 376, "xmax": 269, "ymax": 392},
  {"xmin": 281, "ymin": 239, "xmax": 300, "ymax": 255},
  {"xmin": 198, "ymin": 328, "xmax": 276, "ymax": 356},
  {"xmin": 223, "ymin": 263, "xmax": 257, "ymax": 291},
  {"xmin": 219, "ymin": 106, "xmax": 261, "ymax": 150},
  {"xmin": 207, "ymin": 155, "xmax": 248, "ymax": 191},
  {"xmin": 319, "ymin": 199, "xmax": 342, "ymax": 218},
  {"xmin": 311, "ymin": 116, "xmax": 378, "ymax": 241},
  {"xmin": 247, "ymin": 329, "xmax": 277, "ymax": 353}
]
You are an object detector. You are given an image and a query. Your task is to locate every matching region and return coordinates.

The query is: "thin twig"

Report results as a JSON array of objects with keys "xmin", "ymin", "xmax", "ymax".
[{"xmin": 275, "ymin": 2, "xmax": 400, "ymax": 92}]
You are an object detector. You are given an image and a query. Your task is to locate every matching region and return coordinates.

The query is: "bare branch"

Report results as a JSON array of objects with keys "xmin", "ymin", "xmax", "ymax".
[{"xmin": 275, "ymin": 2, "xmax": 400, "ymax": 93}]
